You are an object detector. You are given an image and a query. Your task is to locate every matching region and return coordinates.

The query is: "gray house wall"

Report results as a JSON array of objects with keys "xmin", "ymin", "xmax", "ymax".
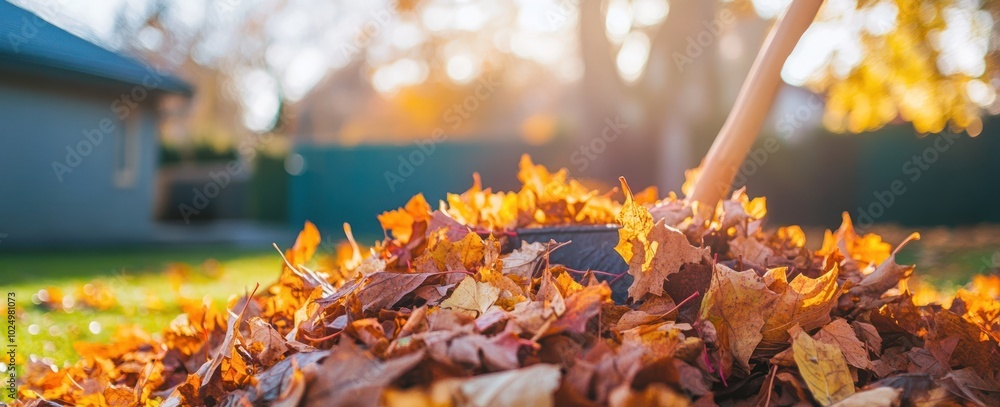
[{"xmin": 0, "ymin": 77, "xmax": 160, "ymax": 246}]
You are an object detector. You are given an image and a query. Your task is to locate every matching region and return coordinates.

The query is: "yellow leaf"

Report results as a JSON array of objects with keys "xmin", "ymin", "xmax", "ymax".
[
  {"xmin": 615, "ymin": 177, "xmax": 654, "ymax": 264},
  {"xmin": 791, "ymin": 326, "xmax": 855, "ymax": 406},
  {"xmin": 447, "ymin": 232, "xmax": 486, "ymax": 271},
  {"xmin": 441, "ymin": 276, "xmax": 501, "ymax": 317},
  {"xmin": 816, "ymin": 213, "xmax": 891, "ymax": 268},
  {"xmin": 285, "ymin": 221, "xmax": 321, "ymax": 267},
  {"xmin": 378, "ymin": 193, "xmax": 431, "ymax": 242},
  {"xmin": 761, "ymin": 266, "xmax": 841, "ymax": 343},
  {"xmin": 417, "ymin": 231, "xmax": 485, "ymax": 272}
]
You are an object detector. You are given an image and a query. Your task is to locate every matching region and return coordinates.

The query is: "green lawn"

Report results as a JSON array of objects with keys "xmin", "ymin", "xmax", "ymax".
[
  {"xmin": 897, "ymin": 242, "xmax": 998, "ymax": 292},
  {"xmin": 1, "ymin": 246, "xmax": 284, "ymax": 371}
]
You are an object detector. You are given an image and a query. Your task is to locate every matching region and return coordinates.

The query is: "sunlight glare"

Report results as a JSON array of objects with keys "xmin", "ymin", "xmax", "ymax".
[
  {"xmin": 967, "ymin": 79, "xmax": 997, "ymax": 107},
  {"xmin": 283, "ymin": 48, "xmax": 329, "ymax": 101},
  {"xmin": 237, "ymin": 69, "xmax": 280, "ymax": 132},
  {"xmin": 616, "ymin": 31, "xmax": 650, "ymax": 83},
  {"xmin": 605, "ymin": 0, "xmax": 632, "ymax": 43},
  {"xmin": 447, "ymin": 55, "xmax": 478, "ymax": 84},
  {"xmin": 632, "ymin": 0, "xmax": 669, "ymax": 27}
]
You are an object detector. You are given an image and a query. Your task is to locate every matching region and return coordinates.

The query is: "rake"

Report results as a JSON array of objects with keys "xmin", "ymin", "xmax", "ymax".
[{"xmin": 518, "ymin": 0, "xmax": 825, "ymax": 304}]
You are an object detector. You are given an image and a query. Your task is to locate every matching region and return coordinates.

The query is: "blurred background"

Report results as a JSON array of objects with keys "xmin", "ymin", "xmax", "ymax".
[{"xmin": 1, "ymin": 0, "xmax": 1000, "ymax": 363}]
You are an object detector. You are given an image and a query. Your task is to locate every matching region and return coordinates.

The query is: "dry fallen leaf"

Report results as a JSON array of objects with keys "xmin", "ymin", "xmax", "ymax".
[
  {"xmin": 761, "ymin": 266, "xmax": 841, "ymax": 344},
  {"xmin": 102, "ymin": 385, "xmax": 137, "ymax": 407},
  {"xmin": 829, "ymin": 386, "xmax": 901, "ymax": 407},
  {"xmin": 248, "ymin": 317, "xmax": 289, "ymax": 366},
  {"xmin": 815, "ymin": 318, "xmax": 872, "ymax": 370},
  {"xmin": 448, "ymin": 363, "xmax": 562, "ymax": 407},
  {"xmin": 791, "ymin": 325, "xmax": 856, "ymax": 406},
  {"xmin": 502, "ymin": 241, "xmax": 548, "ymax": 280},
  {"xmin": 17, "ymin": 156, "xmax": 1000, "ymax": 407},
  {"xmin": 440, "ymin": 276, "xmax": 501, "ymax": 317},
  {"xmin": 618, "ymin": 178, "xmax": 708, "ymax": 300},
  {"xmin": 303, "ymin": 344, "xmax": 424, "ymax": 407},
  {"xmin": 378, "ymin": 193, "xmax": 432, "ymax": 243},
  {"xmin": 699, "ymin": 264, "xmax": 778, "ymax": 373}
]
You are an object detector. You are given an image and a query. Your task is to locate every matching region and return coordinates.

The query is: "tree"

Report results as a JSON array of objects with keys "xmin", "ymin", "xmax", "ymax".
[{"xmin": 801, "ymin": 0, "xmax": 998, "ymax": 135}]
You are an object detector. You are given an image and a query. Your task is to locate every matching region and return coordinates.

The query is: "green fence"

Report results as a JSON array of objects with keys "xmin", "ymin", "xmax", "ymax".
[{"xmin": 290, "ymin": 122, "xmax": 1000, "ymax": 240}]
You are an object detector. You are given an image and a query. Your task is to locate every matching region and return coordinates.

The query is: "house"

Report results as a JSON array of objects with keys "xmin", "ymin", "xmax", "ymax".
[{"xmin": 0, "ymin": 1, "xmax": 192, "ymax": 246}]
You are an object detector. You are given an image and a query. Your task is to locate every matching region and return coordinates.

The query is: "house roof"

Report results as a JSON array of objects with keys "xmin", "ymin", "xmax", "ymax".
[{"xmin": 0, "ymin": 1, "xmax": 192, "ymax": 95}]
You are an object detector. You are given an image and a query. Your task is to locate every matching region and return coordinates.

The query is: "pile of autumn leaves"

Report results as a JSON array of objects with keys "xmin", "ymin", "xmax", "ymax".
[{"xmin": 17, "ymin": 156, "xmax": 1000, "ymax": 406}]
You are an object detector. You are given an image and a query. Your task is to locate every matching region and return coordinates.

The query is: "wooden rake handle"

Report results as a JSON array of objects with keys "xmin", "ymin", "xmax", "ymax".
[{"xmin": 687, "ymin": 0, "xmax": 824, "ymax": 213}]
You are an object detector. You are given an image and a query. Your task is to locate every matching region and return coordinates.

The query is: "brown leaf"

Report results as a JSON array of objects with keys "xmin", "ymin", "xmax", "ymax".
[
  {"xmin": 199, "ymin": 288, "xmax": 258, "ymax": 387},
  {"xmin": 162, "ymin": 373, "xmax": 203, "ymax": 407},
  {"xmin": 356, "ymin": 272, "xmax": 437, "ymax": 312},
  {"xmin": 675, "ymin": 360, "xmax": 711, "ymax": 396},
  {"xmin": 247, "ymin": 317, "xmax": 288, "ymax": 367},
  {"xmin": 848, "ymin": 253, "xmax": 916, "ymax": 309},
  {"xmin": 303, "ymin": 344, "xmax": 424, "ymax": 407},
  {"xmin": 870, "ymin": 347, "xmax": 909, "ymax": 378},
  {"xmin": 729, "ymin": 235, "xmax": 773, "ymax": 265},
  {"xmin": 815, "ymin": 318, "xmax": 872, "ymax": 370},
  {"xmin": 699, "ymin": 264, "xmax": 778, "ymax": 373},
  {"xmin": 427, "ymin": 210, "xmax": 471, "ymax": 242},
  {"xmin": 905, "ymin": 348, "xmax": 949, "ymax": 376},
  {"xmin": 548, "ymin": 283, "xmax": 611, "ymax": 335},
  {"xmin": 939, "ymin": 367, "xmax": 1000, "ymax": 406},
  {"xmin": 442, "ymin": 331, "xmax": 530, "ymax": 371},
  {"xmin": 626, "ymin": 221, "xmax": 709, "ymax": 301},
  {"xmin": 271, "ymin": 363, "xmax": 308, "ymax": 407},
  {"xmin": 851, "ymin": 321, "xmax": 882, "ymax": 357},
  {"xmin": 244, "ymin": 351, "xmax": 328, "ymax": 405},
  {"xmin": 931, "ymin": 309, "xmax": 1000, "ymax": 375},
  {"xmin": 103, "ymin": 385, "xmax": 137, "ymax": 407}
]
